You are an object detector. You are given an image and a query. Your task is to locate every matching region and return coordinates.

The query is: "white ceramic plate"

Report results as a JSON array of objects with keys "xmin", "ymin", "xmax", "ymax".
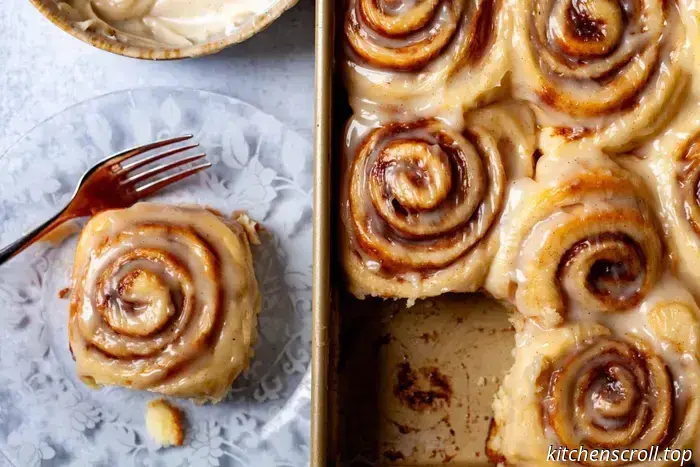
[{"xmin": 0, "ymin": 88, "xmax": 312, "ymax": 466}]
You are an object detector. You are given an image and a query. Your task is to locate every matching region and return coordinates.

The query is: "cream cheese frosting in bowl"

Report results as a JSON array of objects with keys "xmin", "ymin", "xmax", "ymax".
[{"xmin": 30, "ymin": 0, "xmax": 298, "ymax": 59}]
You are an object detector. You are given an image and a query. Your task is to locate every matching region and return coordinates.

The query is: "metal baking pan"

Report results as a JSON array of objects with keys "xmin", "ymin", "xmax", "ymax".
[{"xmin": 311, "ymin": 1, "xmax": 515, "ymax": 465}]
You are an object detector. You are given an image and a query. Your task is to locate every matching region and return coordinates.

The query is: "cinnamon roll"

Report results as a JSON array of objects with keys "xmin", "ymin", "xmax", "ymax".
[
  {"xmin": 511, "ymin": 0, "xmax": 691, "ymax": 151},
  {"xmin": 68, "ymin": 203, "xmax": 261, "ymax": 403},
  {"xmin": 343, "ymin": 0, "xmax": 509, "ymax": 116},
  {"xmin": 487, "ymin": 281, "xmax": 700, "ymax": 466},
  {"xmin": 485, "ymin": 138, "xmax": 663, "ymax": 328},
  {"xmin": 626, "ymin": 103, "xmax": 700, "ymax": 304},
  {"xmin": 341, "ymin": 102, "xmax": 536, "ymax": 301}
]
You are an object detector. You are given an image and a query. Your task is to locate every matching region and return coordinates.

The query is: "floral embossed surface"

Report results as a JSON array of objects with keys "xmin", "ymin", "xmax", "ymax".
[{"xmin": 0, "ymin": 88, "xmax": 312, "ymax": 466}]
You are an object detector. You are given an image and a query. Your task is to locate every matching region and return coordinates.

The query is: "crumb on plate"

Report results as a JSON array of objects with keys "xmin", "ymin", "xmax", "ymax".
[{"xmin": 145, "ymin": 399, "xmax": 185, "ymax": 447}]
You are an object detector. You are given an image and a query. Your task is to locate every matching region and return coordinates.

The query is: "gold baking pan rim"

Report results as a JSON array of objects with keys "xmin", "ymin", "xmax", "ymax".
[{"xmin": 311, "ymin": 0, "xmax": 333, "ymax": 465}]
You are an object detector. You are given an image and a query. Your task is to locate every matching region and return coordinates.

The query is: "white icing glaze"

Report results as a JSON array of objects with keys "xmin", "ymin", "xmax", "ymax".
[{"xmin": 57, "ymin": 0, "xmax": 277, "ymax": 46}]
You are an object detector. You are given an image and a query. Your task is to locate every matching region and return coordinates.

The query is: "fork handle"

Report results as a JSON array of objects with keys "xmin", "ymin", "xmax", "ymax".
[{"xmin": 0, "ymin": 208, "xmax": 72, "ymax": 266}]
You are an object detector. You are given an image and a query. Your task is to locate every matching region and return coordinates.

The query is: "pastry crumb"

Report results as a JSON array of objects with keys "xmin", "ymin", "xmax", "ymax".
[
  {"xmin": 234, "ymin": 211, "xmax": 262, "ymax": 245},
  {"xmin": 80, "ymin": 375, "xmax": 99, "ymax": 389},
  {"xmin": 477, "ymin": 376, "xmax": 487, "ymax": 387},
  {"xmin": 146, "ymin": 399, "xmax": 185, "ymax": 447},
  {"xmin": 58, "ymin": 287, "xmax": 71, "ymax": 299}
]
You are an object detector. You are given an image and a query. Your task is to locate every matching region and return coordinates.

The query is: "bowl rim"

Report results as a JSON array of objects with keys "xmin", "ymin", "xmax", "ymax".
[{"xmin": 28, "ymin": 0, "xmax": 299, "ymax": 60}]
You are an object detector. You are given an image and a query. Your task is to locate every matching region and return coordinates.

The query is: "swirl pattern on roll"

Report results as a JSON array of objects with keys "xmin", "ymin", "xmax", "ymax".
[
  {"xmin": 546, "ymin": 337, "xmax": 673, "ymax": 455},
  {"xmin": 677, "ymin": 134, "xmax": 700, "ymax": 232},
  {"xmin": 343, "ymin": 0, "xmax": 508, "ymax": 113},
  {"xmin": 487, "ymin": 296, "xmax": 700, "ymax": 466},
  {"xmin": 68, "ymin": 203, "xmax": 261, "ymax": 402},
  {"xmin": 486, "ymin": 144, "xmax": 662, "ymax": 328},
  {"xmin": 511, "ymin": 0, "xmax": 689, "ymax": 150},
  {"xmin": 342, "ymin": 103, "xmax": 536, "ymax": 301}
]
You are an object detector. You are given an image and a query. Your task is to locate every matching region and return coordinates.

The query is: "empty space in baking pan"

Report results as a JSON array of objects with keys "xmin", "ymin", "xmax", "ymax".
[{"xmin": 329, "ymin": 293, "xmax": 514, "ymax": 466}]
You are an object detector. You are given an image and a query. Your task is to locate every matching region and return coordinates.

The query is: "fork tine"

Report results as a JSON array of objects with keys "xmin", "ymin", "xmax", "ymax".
[
  {"xmin": 120, "ymin": 153, "xmax": 207, "ymax": 185},
  {"xmin": 122, "ymin": 153, "xmax": 207, "ymax": 186},
  {"xmin": 133, "ymin": 162, "xmax": 212, "ymax": 199},
  {"xmin": 106, "ymin": 135, "xmax": 193, "ymax": 167},
  {"xmin": 119, "ymin": 144, "xmax": 200, "ymax": 174}
]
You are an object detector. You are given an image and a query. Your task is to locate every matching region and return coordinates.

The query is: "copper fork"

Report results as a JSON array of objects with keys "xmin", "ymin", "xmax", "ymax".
[{"xmin": 0, "ymin": 135, "xmax": 210, "ymax": 265}]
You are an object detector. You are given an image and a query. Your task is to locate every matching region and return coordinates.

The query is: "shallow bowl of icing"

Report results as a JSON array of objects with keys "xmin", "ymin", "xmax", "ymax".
[{"xmin": 29, "ymin": 0, "xmax": 298, "ymax": 60}]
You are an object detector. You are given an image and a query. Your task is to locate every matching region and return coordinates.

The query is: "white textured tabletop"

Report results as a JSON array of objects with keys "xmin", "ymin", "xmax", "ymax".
[{"xmin": 0, "ymin": 0, "xmax": 315, "ymax": 154}]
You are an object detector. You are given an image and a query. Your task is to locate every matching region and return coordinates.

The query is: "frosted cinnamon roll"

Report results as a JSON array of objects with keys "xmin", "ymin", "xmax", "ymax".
[
  {"xmin": 486, "ymin": 138, "xmax": 663, "ymax": 328},
  {"xmin": 341, "ymin": 103, "xmax": 536, "ymax": 302},
  {"xmin": 487, "ymin": 282, "xmax": 700, "ymax": 466},
  {"xmin": 626, "ymin": 103, "xmax": 700, "ymax": 304},
  {"xmin": 68, "ymin": 203, "xmax": 261, "ymax": 403},
  {"xmin": 511, "ymin": 0, "xmax": 691, "ymax": 151},
  {"xmin": 343, "ymin": 0, "xmax": 509, "ymax": 116}
]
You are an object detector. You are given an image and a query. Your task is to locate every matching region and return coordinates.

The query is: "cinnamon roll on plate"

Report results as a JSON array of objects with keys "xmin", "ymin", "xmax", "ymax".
[
  {"xmin": 511, "ymin": 0, "xmax": 693, "ymax": 151},
  {"xmin": 343, "ymin": 0, "xmax": 510, "ymax": 118},
  {"xmin": 486, "ymin": 134, "xmax": 663, "ymax": 328},
  {"xmin": 487, "ymin": 278, "xmax": 700, "ymax": 466},
  {"xmin": 341, "ymin": 102, "xmax": 536, "ymax": 303},
  {"xmin": 68, "ymin": 203, "xmax": 261, "ymax": 403}
]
